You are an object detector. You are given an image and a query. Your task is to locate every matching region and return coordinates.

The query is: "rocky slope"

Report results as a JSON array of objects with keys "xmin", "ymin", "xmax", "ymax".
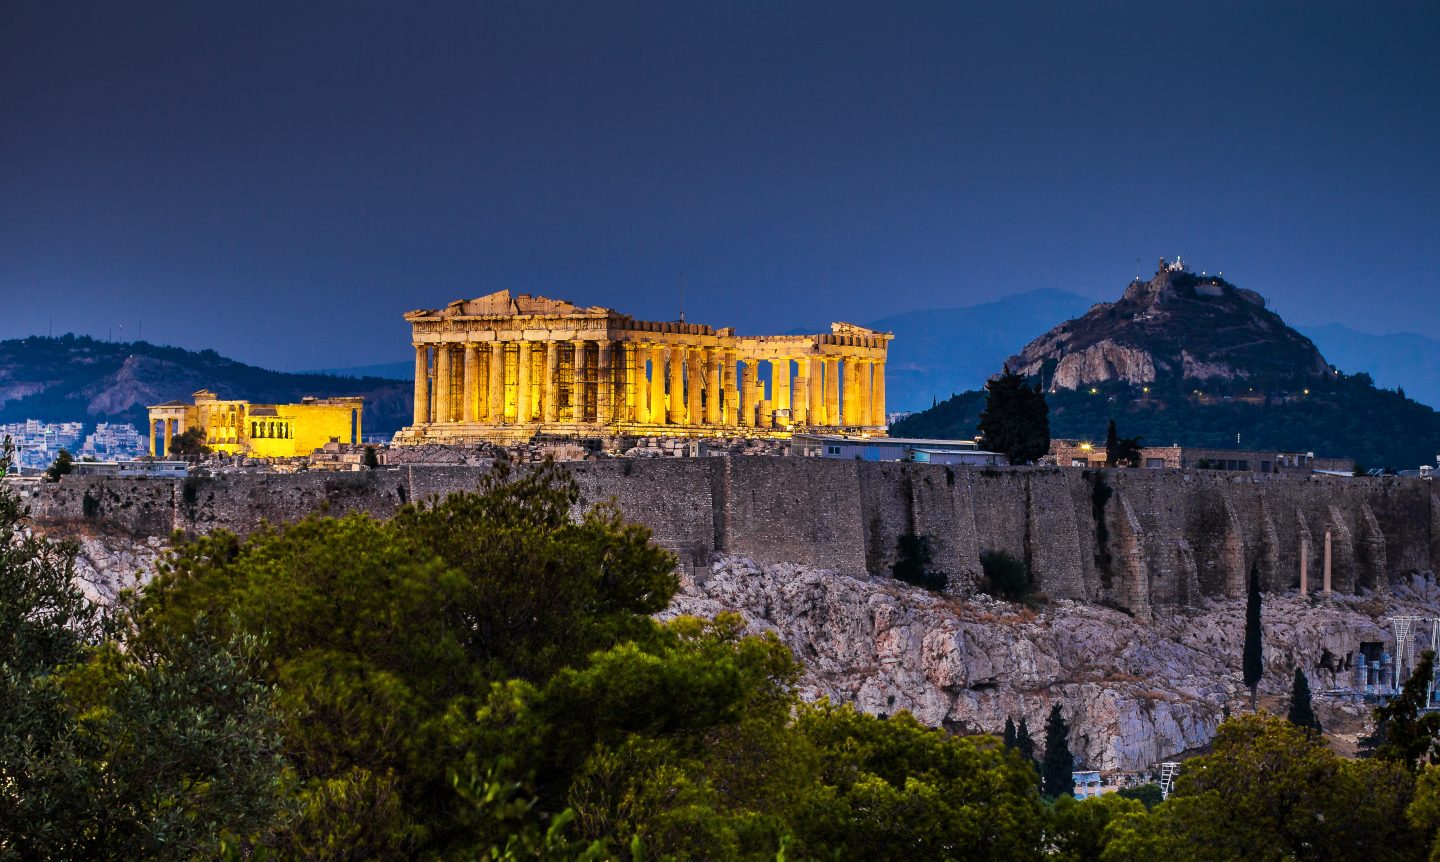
[
  {"xmin": 0, "ymin": 335, "xmax": 412, "ymax": 434},
  {"xmin": 664, "ymin": 556, "xmax": 1440, "ymax": 771},
  {"xmin": 1008, "ymin": 260, "xmax": 1331, "ymax": 390}
]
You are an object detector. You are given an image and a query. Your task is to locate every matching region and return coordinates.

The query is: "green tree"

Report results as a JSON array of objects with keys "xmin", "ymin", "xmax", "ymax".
[
  {"xmin": 978, "ymin": 366, "xmax": 1050, "ymax": 465},
  {"xmin": 1101, "ymin": 715, "xmax": 1425, "ymax": 862},
  {"xmin": 1047, "ymin": 793, "xmax": 1142, "ymax": 862},
  {"xmin": 362, "ymin": 445, "xmax": 380, "ymax": 469},
  {"xmin": 1286, "ymin": 667, "xmax": 1322, "ymax": 735},
  {"xmin": 1004, "ymin": 716, "xmax": 1017, "ymax": 750},
  {"xmin": 0, "ymin": 472, "xmax": 284, "ymax": 859},
  {"xmin": 1104, "ymin": 419, "xmax": 1120, "ymax": 466},
  {"xmin": 980, "ymin": 549, "xmax": 1030, "ymax": 601},
  {"xmin": 0, "ymin": 434, "xmax": 14, "ymax": 476},
  {"xmin": 1016, "ymin": 717, "xmax": 1036, "ymax": 765},
  {"xmin": 892, "ymin": 533, "xmax": 947, "ymax": 592},
  {"xmin": 1374, "ymin": 650, "xmax": 1440, "ymax": 772},
  {"xmin": 44, "ymin": 448, "xmax": 74, "ymax": 481},
  {"xmin": 167, "ymin": 426, "xmax": 211, "ymax": 459},
  {"xmin": 790, "ymin": 702, "xmax": 1045, "ymax": 861},
  {"xmin": 1115, "ymin": 783, "xmax": 1163, "ymax": 809},
  {"xmin": 1243, "ymin": 565, "xmax": 1263, "ymax": 711},
  {"xmin": 1041, "ymin": 703, "xmax": 1074, "ymax": 800}
]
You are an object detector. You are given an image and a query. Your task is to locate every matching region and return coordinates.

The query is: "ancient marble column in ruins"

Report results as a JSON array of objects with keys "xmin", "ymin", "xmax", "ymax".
[
  {"xmin": 488, "ymin": 342, "xmax": 505, "ymax": 422},
  {"xmin": 742, "ymin": 360, "xmax": 759, "ymax": 427},
  {"xmin": 413, "ymin": 345, "xmax": 430, "ymax": 425},
  {"xmin": 772, "ymin": 358, "xmax": 791, "ymax": 426},
  {"xmin": 842, "ymin": 356, "xmax": 861, "ymax": 426},
  {"xmin": 686, "ymin": 348, "xmax": 703, "ymax": 425},
  {"xmin": 515, "ymin": 341, "xmax": 532, "ymax": 423},
  {"xmin": 622, "ymin": 344, "xmax": 638, "ymax": 421},
  {"xmin": 809, "ymin": 358, "xmax": 825, "ymax": 425},
  {"xmin": 859, "ymin": 360, "xmax": 874, "ymax": 427},
  {"xmin": 647, "ymin": 344, "xmax": 665, "ymax": 424},
  {"xmin": 870, "ymin": 361, "xmax": 887, "ymax": 428},
  {"xmin": 463, "ymin": 344, "xmax": 479, "ymax": 422},
  {"xmin": 435, "ymin": 346, "xmax": 453, "ymax": 423},
  {"xmin": 668, "ymin": 345, "xmax": 686, "ymax": 424},
  {"xmin": 723, "ymin": 349, "xmax": 738, "ymax": 426},
  {"xmin": 824, "ymin": 358, "xmax": 840, "ymax": 426},
  {"xmin": 705, "ymin": 349, "xmax": 721, "ymax": 425},
  {"xmin": 571, "ymin": 339, "xmax": 588, "ymax": 422},
  {"xmin": 596, "ymin": 340, "xmax": 613, "ymax": 426},
  {"xmin": 792, "ymin": 357, "xmax": 810, "ymax": 425},
  {"xmin": 543, "ymin": 341, "xmax": 560, "ymax": 423}
]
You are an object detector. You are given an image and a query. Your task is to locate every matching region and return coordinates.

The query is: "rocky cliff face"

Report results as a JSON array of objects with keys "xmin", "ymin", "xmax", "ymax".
[
  {"xmin": 1008, "ymin": 262, "xmax": 1332, "ymax": 390},
  {"xmin": 665, "ymin": 556, "xmax": 1438, "ymax": 771}
]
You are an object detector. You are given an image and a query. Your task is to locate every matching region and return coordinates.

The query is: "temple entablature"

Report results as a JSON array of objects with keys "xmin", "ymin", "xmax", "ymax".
[{"xmin": 396, "ymin": 289, "xmax": 893, "ymax": 444}]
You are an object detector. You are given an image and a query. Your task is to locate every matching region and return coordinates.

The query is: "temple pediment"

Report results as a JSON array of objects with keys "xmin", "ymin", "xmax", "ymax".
[
  {"xmin": 411, "ymin": 290, "xmax": 612, "ymax": 319},
  {"xmin": 831, "ymin": 322, "xmax": 886, "ymax": 337}
]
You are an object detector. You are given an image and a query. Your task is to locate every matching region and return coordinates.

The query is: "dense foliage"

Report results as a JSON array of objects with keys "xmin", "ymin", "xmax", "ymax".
[
  {"xmin": 894, "ymin": 371, "xmax": 1440, "ymax": 470},
  {"xmin": 16, "ymin": 460, "xmax": 1440, "ymax": 859},
  {"xmin": 980, "ymin": 549, "xmax": 1031, "ymax": 601},
  {"xmin": 977, "ymin": 367, "xmax": 1050, "ymax": 464},
  {"xmin": 1243, "ymin": 566, "xmax": 1264, "ymax": 710}
]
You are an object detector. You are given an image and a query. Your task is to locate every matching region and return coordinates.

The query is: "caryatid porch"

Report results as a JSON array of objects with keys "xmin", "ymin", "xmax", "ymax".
[{"xmin": 393, "ymin": 291, "xmax": 892, "ymax": 444}]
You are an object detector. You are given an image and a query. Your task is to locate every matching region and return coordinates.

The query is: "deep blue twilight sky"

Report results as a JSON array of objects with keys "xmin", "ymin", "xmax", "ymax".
[{"xmin": 2, "ymin": 1, "xmax": 1437, "ymax": 370}]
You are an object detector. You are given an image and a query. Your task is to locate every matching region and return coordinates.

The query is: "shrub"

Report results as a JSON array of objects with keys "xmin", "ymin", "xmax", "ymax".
[
  {"xmin": 892, "ymin": 533, "xmax": 948, "ymax": 592},
  {"xmin": 980, "ymin": 549, "xmax": 1030, "ymax": 600}
]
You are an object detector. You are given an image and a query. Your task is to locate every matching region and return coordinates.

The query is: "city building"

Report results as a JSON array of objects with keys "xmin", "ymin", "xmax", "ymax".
[
  {"xmin": 395, "ymin": 290, "xmax": 892, "ymax": 444},
  {"xmin": 79, "ymin": 422, "xmax": 147, "ymax": 461},
  {"xmin": 792, "ymin": 433, "xmax": 1003, "ymax": 465},
  {"xmin": 1, "ymin": 420, "xmax": 85, "ymax": 470},
  {"xmin": 147, "ymin": 390, "xmax": 364, "ymax": 457},
  {"xmin": 1073, "ymin": 770, "xmax": 1104, "ymax": 799},
  {"xmin": 1049, "ymin": 439, "xmax": 1355, "ymax": 475}
]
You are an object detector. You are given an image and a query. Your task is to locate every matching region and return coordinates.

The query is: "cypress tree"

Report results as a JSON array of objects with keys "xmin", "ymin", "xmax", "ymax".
[
  {"xmin": 1016, "ymin": 717, "xmax": 1036, "ymax": 764},
  {"xmin": 1243, "ymin": 564, "xmax": 1263, "ymax": 711},
  {"xmin": 1041, "ymin": 703, "xmax": 1074, "ymax": 799},
  {"xmin": 1104, "ymin": 418, "xmax": 1120, "ymax": 467},
  {"xmin": 1287, "ymin": 667, "xmax": 1322, "ymax": 734},
  {"xmin": 977, "ymin": 365, "xmax": 1050, "ymax": 465},
  {"xmin": 1003, "ymin": 716, "xmax": 1017, "ymax": 749}
]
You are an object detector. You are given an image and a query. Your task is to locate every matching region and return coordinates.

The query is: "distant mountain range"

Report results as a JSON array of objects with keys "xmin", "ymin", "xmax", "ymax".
[{"xmin": 0, "ymin": 336, "xmax": 414, "ymax": 436}]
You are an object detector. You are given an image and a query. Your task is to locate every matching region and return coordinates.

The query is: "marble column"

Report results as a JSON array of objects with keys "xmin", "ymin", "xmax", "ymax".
[
  {"xmin": 413, "ymin": 345, "xmax": 429, "ymax": 425},
  {"xmin": 435, "ymin": 345, "xmax": 452, "ymax": 423},
  {"xmin": 686, "ymin": 347, "xmax": 703, "ymax": 424},
  {"xmin": 596, "ymin": 340, "xmax": 613, "ymax": 426},
  {"xmin": 842, "ymin": 356, "xmax": 861, "ymax": 426},
  {"xmin": 793, "ymin": 357, "xmax": 810, "ymax": 426},
  {"xmin": 623, "ymin": 343, "xmax": 638, "ymax": 421},
  {"xmin": 809, "ymin": 358, "xmax": 825, "ymax": 425},
  {"xmin": 488, "ymin": 343, "xmax": 505, "ymax": 422},
  {"xmin": 543, "ymin": 341, "xmax": 560, "ymax": 423},
  {"xmin": 859, "ymin": 360, "xmax": 874, "ymax": 427},
  {"xmin": 742, "ymin": 360, "xmax": 759, "ymax": 427},
  {"xmin": 572, "ymin": 340, "xmax": 588, "ymax": 422},
  {"xmin": 668, "ymin": 344, "xmax": 686, "ymax": 424},
  {"xmin": 824, "ymin": 358, "xmax": 840, "ymax": 426},
  {"xmin": 462, "ymin": 344, "xmax": 479, "ymax": 422},
  {"xmin": 723, "ymin": 350, "xmax": 738, "ymax": 426},
  {"xmin": 516, "ymin": 341, "xmax": 532, "ymax": 423},
  {"xmin": 648, "ymin": 344, "xmax": 665, "ymax": 424},
  {"xmin": 871, "ymin": 361, "xmax": 887, "ymax": 428},
  {"xmin": 705, "ymin": 349, "xmax": 721, "ymax": 425},
  {"xmin": 771, "ymin": 358, "xmax": 791, "ymax": 425}
]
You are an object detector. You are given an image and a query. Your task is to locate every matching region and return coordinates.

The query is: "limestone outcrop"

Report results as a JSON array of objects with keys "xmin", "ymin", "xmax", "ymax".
[{"xmin": 664, "ymin": 556, "xmax": 1439, "ymax": 771}]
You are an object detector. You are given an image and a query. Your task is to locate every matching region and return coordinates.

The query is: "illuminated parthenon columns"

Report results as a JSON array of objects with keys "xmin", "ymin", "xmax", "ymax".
[{"xmin": 394, "ymin": 290, "xmax": 892, "ymax": 444}]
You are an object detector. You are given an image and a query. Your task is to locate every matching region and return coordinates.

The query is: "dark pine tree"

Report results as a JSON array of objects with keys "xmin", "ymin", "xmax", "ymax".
[
  {"xmin": 1041, "ymin": 703, "xmax": 1075, "ymax": 800},
  {"xmin": 1104, "ymin": 418, "xmax": 1120, "ymax": 467},
  {"xmin": 1003, "ymin": 717, "xmax": 1017, "ymax": 749},
  {"xmin": 1287, "ymin": 667, "xmax": 1322, "ymax": 734},
  {"xmin": 1016, "ymin": 717, "xmax": 1036, "ymax": 765},
  {"xmin": 977, "ymin": 365, "xmax": 1050, "ymax": 465},
  {"xmin": 1243, "ymin": 564, "xmax": 1264, "ymax": 711}
]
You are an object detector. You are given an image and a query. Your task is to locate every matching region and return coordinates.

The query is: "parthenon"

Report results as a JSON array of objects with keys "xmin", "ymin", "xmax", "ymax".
[{"xmin": 393, "ymin": 290, "xmax": 891, "ymax": 443}]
